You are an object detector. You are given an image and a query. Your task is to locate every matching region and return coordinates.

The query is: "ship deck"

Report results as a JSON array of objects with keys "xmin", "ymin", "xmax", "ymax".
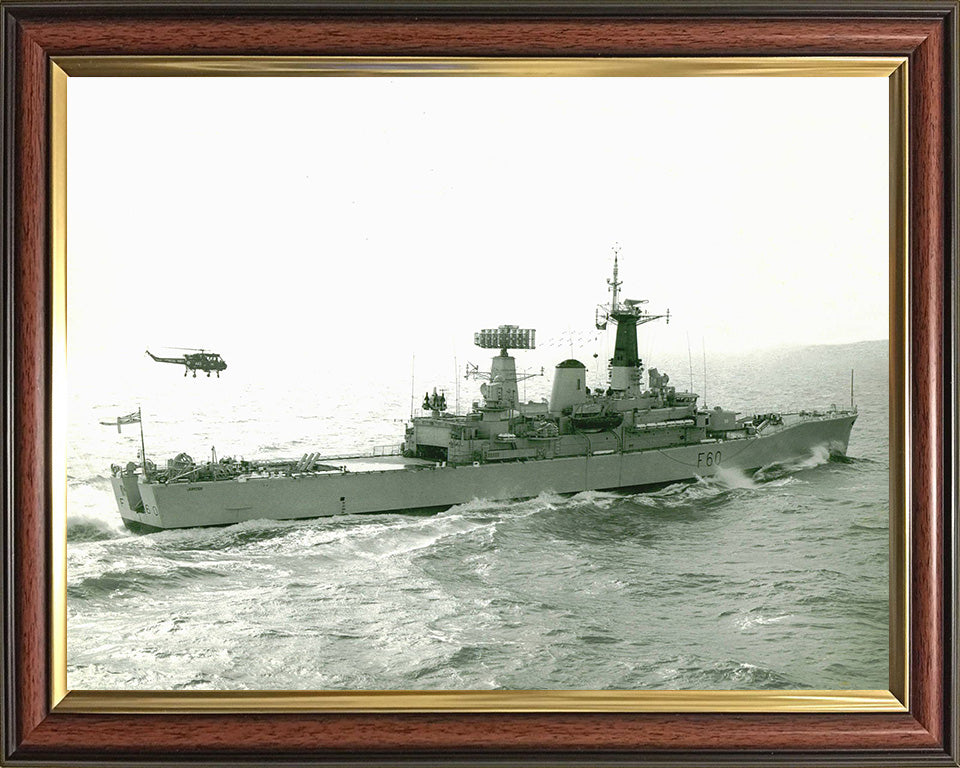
[
  {"xmin": 137, "ymin": 409, "xmax": 856, "ymax": 486},
  {"xmin": 320, "ymin": 455, "xmax": 437, "ymax": 473}
]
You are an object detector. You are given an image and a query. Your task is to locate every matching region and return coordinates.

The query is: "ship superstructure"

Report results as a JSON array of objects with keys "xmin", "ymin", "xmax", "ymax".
[{"xmin": 110, "ymin": 254, "xmax": 857, "ymax": 532}]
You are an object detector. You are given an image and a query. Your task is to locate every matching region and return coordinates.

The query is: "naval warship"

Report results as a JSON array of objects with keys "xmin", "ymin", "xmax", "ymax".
[{"xmin": 110, "ymin": 256, "xmax": 857, "ymax": 533}]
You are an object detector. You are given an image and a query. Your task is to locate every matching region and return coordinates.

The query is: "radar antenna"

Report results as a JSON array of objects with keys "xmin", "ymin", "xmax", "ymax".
[
  {"xmin": 466, "ymin": 324, "xmax": 543, "ymax": 384},
  {"xmin": 465, "ymin": 325, "xmax": 542, "ymax": 409},
  {"xmin": 472, "ymin": 325, "xmax": 536, "ymax": 356},
  {"xmin": 595, "ymin": 248, "xmax": 670, "ymax": 331}
]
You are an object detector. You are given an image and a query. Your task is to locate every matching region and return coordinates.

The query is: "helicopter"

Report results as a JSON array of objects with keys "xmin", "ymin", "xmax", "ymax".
[{"xmin": 146, "ymin": 348, "xmax": 228, "ymax": 377}]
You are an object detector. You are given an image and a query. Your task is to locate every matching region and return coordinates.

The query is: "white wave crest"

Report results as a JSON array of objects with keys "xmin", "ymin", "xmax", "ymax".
[
  {"xmin": 794, "ymin": 444, "xmax": 832, "ymax": 469},
  {"xmin": 736, "ymin": 613, "xmax": 792, "ymax": 631},
  {"xmin": 66, "ymin": 512, "xmax": 127, "ymax": 541},
  {"xmin": 754, "ymin": 444, "xmax": 832, "ymax": 482},
  {"xmin": 711, "ymin": 466, "xmax": 759, "ymax": 490}
]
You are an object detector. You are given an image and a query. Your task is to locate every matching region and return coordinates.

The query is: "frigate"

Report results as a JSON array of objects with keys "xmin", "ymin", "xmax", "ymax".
[{"xmin": 110, "ymin": 255, "xmax": 857, "ymax": 533}]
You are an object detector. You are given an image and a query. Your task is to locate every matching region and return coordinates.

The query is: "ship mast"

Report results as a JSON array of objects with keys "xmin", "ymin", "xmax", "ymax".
[
  {"xmin": 608, "ymin": 247, "xmax": 622, "ymax": 314},
  {"xmin": 138, "ymin": 405, "xmax": 149, "ymax": 478},
  {"xmin": 595, "ymin": 248, "xmax": 669, "ymax": 394}
]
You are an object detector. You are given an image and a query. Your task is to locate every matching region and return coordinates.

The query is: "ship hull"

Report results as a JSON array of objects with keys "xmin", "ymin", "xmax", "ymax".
[{"xmin": 112, "ymin": 414, "xmax": 855, "ymax": 532}]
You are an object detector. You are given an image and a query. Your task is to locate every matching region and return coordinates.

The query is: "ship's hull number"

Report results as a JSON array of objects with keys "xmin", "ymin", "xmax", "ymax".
[{"xmin": 697, "ymin": 451, "xmax": 721, "ymax": 467}]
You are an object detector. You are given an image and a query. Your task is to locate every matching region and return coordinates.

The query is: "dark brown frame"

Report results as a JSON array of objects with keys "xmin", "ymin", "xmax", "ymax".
[{"xmin": 2, "ymin": 2, "xmax": 957, "ymax": 765}]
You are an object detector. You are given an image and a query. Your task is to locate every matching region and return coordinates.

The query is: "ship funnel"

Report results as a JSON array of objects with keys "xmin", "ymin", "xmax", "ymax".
[{"xmin": 550, "ymin": 359, "xmax": 587, "ymax": 414}]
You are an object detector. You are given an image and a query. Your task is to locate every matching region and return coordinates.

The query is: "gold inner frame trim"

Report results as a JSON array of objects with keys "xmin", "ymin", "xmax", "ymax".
[
  {"xmin": 58, "ymin": 688, "xmax": 904, "ymax": 714},
  {"xmin": 49, "ymin": 55, "xmax": 909, "ymax": 715},
  {"xmin": 50, "ymin": 60, "xmax": 68, "ymax": 709},
  {"xmin": 887, "ymin": 61, "xmax": 910, "ymax": 708},
  {"xmin": 54, "ymin": 55, "xmax": 904, "ymax": 78}
]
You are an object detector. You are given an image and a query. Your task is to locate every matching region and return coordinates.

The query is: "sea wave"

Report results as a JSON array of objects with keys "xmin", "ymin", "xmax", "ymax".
[
  {"xmin": 66, "ymin": 515, "xmax": 126, "ymax": 543},
  {"xmin": 655, "ymin": 657, "xmax": 804, "ymax": 689},
  {"xmin": 736, "ymin": 612, "xmax": 793, "ymax": 631},
  {"xmin": 754, "ymin": 444, "xmax": 832, "ymax": 482},
  {"xmin": 67, "ymin": 564, "xmax": 225, "ymax": 599}
]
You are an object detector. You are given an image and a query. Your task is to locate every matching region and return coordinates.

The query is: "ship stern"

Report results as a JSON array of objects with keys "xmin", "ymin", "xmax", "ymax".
[{"xmin": 111, "ymin": 474, "xmax": 166, "ymax": 533}]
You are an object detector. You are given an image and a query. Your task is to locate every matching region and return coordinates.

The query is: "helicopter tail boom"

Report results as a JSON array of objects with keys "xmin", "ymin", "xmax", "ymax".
[{"xmin": 145, "ymin": 350, "xmax": 186, "ymax": 365}]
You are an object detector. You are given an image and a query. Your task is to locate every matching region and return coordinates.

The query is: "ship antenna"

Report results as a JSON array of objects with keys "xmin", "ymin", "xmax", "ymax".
[
  {"xmin": 138, "ymin": 405, "xmax": 148, "ymax": 478},
  {"xmin": 409, "ymin": 354, "xmax": 415, "ymax": 419},
  {"xmin": 607, "ymin": 245, "xmax": 622, "ymax": 314},
  {"xmin": 701, "ymin": 338, "xmax": 708, "ymax": 410}
]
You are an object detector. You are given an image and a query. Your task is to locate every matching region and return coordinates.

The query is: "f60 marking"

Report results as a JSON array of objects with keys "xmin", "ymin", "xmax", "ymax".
[{"xmin": 697, "ymin": 451, "xmax": 721, "ymax": 467}]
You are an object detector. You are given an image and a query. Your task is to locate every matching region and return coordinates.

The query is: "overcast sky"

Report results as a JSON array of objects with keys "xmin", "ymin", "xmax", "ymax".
[{"xmin": 67, "ymin": 76, "xmax": 888, "ymax": 382}]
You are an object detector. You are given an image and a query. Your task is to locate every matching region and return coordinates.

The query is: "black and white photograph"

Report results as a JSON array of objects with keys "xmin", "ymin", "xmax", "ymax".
[{"xmin": 65, "ymin": 73, "xmax": 889, "ymax": 692}]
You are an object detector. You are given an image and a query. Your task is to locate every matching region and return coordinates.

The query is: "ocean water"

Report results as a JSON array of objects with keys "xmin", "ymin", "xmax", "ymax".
[{"xmin": 66, "ymin": 340, "xmax": 888, "ymax": 690}]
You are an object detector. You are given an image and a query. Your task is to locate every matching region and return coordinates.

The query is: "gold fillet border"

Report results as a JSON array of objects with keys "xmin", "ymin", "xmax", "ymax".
[
  {"xmin": 53, "ymin": 55, "xmax": 903, "ymax": 77},
  {"xmin": 49, "ymin": 56, "xmax": 909, "ymax": 714}
]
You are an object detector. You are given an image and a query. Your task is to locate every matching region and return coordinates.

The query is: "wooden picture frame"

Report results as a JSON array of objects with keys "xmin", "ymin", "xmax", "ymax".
[{"xmin": 2, "ymin": 2, "xmax": 956, "ymax": 765}]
